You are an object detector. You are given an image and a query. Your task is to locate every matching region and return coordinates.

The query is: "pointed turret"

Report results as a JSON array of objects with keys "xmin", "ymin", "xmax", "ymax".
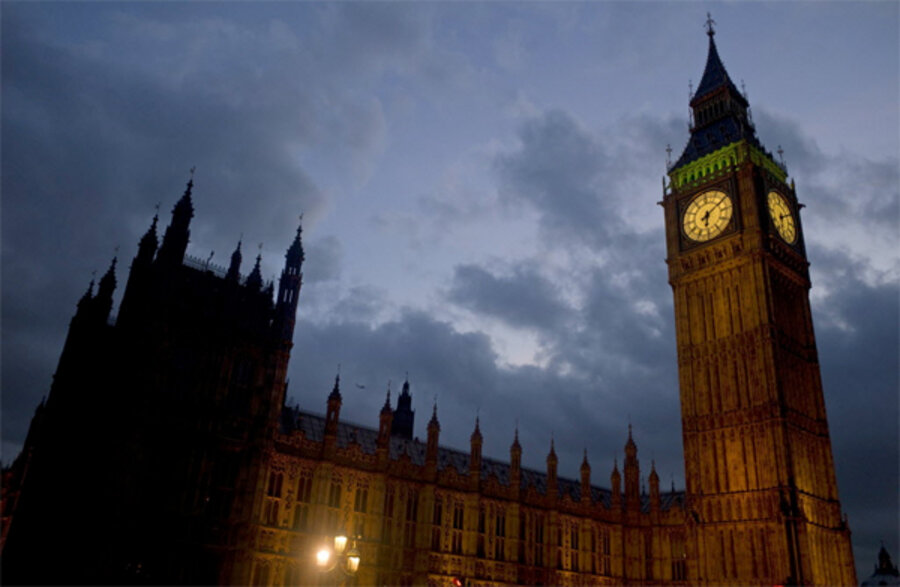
[
  {"xmin": 546, "ymin": 437, "xmax": 558, "ymax": 497},
  {"xmin": 275, "ymin": 220, "xmax": 304, "ymax": 341},
  {"xmin": 245, "ymin": 254, "xmax": 262, "ymax": 291},
  {"xmin": 225, "ymin": 240, "xmax": 242, "ymax": 283},
  {"xmin": 376, "ymin": 385, "xmax": 393, "ymax": 450},
  {"xmin": 157, "ymin": 173, "xmax": 195, "ymax": 266},
  {"xmin": 391, "ymin": 375, "xmax": 414, "ymax": 440},
  {"xmin": 120, "ymin": 213, "xmax": 157, "ymax": 323},
  {"xmin": 93, "ymin": 257, "xmax": 117, "ymax": 323},
  {"xmin": 510, "ymin": 426, "xmax": 522, "ymax": 473},
  {"xmin": 136, "ymin": 214, "xmax": 159, "ymax": 266},
  {"xmin": 426, "ymin": 401, "xmax": 440, "ymax": 465},
  {"xmin": 611, "ymin": 458, "xmax": 622, "ymax": 508},
  {"xmin": 77, "ymin": 280, "xmax": 94, "ymax": 315},
  {"xmin": 624, "ymin": 425, "xmax": 640, "ymax": 509},
  {"xmin": 649, "ymin": 461, "xmax": 660, "ymax": 511},
  {"xmin": 324, "ymin": 373, "xmax": 341, "ymax": 437},
  {"xmin": 469, "ymin": 417, "xmax": 483, "ymax": 479},
  {"xmin": 502, "ymin": 426, "xmax": 519, "ymax": 496},
  {"xmin": 580, "ymin": 449, "xmax": 591, "ymax": 503}
]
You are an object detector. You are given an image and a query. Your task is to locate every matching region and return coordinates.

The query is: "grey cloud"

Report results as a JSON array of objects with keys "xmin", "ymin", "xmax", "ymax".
[
  {"xmin": 495, "ymin": 109, "xmax": 620, "ymax": 247},
  {"xmin": 446, "ymin": 263, "xmax": 573, "ymax": 333},
  {"xmin": 752, "ymin": 108, "xmax": 826, "ymax": 176},
  {"xmin": 304, "ymin": 236, "xmax": 343, "ymax": 284}
]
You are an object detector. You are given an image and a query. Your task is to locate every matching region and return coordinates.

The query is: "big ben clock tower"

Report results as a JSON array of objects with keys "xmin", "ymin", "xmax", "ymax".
[{"xmin": 662, "ymin": 17, "xmax": 857, "ymax": 585}]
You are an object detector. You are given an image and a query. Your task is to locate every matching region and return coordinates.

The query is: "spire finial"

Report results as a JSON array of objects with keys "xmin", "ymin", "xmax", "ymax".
[
  {"xmin": 665, "ymin": 144, "xmax": 673, "ymax": 168},
  {"xmin": 705, "ymin": 12, "xmax": 716, "ymax": 37}
]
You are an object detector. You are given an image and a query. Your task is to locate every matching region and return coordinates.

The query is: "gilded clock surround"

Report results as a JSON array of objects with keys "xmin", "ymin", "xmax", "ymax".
[
  {"xmin": 681, "ymin": 189, "xmax": 734, "ymax": 242},
  {"xmin": 767, "ymin": 190, "xmax": 797, "ymax": 244}
]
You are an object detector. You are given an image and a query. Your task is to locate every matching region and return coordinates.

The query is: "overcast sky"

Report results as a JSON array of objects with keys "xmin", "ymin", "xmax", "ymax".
[{"xmin": 2, "ymin": 2, "xmax": 897, "ymax": 578}]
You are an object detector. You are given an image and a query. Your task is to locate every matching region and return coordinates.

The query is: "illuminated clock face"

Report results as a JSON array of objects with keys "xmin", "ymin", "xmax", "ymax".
[
  {"xmin": 767, "ymin": 191, "xmax": 797, "ymax": 244},
  {"xmin": 682, "ymin": 190, "xmax": 733, "ymax": 242}
]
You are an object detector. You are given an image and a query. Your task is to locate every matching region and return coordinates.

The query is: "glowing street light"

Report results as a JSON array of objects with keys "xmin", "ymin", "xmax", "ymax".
[{"xmin": 315, "ymin": 532, "xmax": 361, "ymax": 579}]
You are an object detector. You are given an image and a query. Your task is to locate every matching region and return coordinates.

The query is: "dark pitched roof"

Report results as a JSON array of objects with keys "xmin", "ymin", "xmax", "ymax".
[
  {"xmin": 692, "ymin": 35, "xmax": 746, "ymax": 107},
  {"xmin": 280, "ymin": 407, "xmax": 684, "ymax": 511},
  {"xmin": 672, "ymin": 33, "xmax": 767, "ymax": 171}
]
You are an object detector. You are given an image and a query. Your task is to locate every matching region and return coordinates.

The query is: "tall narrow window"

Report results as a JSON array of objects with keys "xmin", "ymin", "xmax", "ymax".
[
  {"xmin": 477, "ymin": 506, "xmax": 486, "ymax": 558},
  {"xmin": 293, "ymin": 470, "xmax": 312, "ymax": 530},
  {"xmin": 431, "ymin": 496, "xmax": 443, "ymax": 551},
  {"xmin": 354, "ymin": 482, "xmax": 369, "ymax": 513},
  {"xmin": 403, "ymin": 489, "xmax": 418, "ymax": 547},
  {"xmin": 382, "ymin": 485, "xmax": 395, "ymax": 543},
  {"xmin": 326, "ymin": 475, "xmax": 342, "ymax": 530},
  {"xmin": 451, "ymin": 501, "xmax": 464, "ymax": 554},
  {"xmin": 534, "ymin": 514, "xmax": 544, "ymax": 567},
  {"xmin": 670, "ymin": 533, "xmax": 686, "ymax": 581},
  {"xmin": 570, "ymin": 524, "xmax": 579, "ymax": 572},
  {"xmin": 494, "ymin": 509, "xmax": 506, "ymax": 561}
]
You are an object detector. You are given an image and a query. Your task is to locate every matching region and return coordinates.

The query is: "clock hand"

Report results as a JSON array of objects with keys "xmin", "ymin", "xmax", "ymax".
[{"xmin": 702, "ymin": 210, "xmax": 711, "ymax": 226}]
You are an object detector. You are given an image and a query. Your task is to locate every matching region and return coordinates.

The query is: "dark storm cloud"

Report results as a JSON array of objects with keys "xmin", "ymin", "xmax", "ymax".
[
  {"xmin": 447, "ymin": 263, "xmax": 573, "ymax": 332},
  {"xmin": 303, "ymin": 236, "xmax": 343, "ymax": 284},
  {"xmin": 495, "ymin": 109, "xmax": 621, "ymax": 247}
]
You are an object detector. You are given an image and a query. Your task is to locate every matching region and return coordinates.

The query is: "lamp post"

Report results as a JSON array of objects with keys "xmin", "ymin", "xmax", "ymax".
[{"xmin": 315, "ymin": 532, "xmax": 361, "ymax": 585}]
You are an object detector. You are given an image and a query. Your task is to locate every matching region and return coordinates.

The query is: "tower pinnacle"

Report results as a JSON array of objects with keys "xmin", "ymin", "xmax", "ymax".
[{"xmin": 705, "ymin": 12, "xmax": 715, "ymax": 37}]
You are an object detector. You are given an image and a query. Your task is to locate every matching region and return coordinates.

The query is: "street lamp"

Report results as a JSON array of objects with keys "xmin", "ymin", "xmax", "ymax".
[{"xmin": 315, "ymin": 532, "xmax": 361, "ymax": 579}]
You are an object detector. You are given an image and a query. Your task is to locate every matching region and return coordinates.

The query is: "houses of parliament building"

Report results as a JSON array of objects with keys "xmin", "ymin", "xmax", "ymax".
[{"xmin": 1, "ymin": 23, "xmax": 857, "ymax": 586}]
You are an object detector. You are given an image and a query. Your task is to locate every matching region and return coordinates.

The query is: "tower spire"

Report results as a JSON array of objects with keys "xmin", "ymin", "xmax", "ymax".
[
  {"xmin": 157, "ymin": 171, "xmax": 196, "ymax": 266},
  {"xmin": 136, "ymin": 213, "xmax": 159, "ymax": 265},
  {"xmin": 275, "ymin": 216, "xmax": 304, "ymax": 341},
  {"xmin": 671, "ymin": 21, "xmax": 758, "ymax": 171},
  {"xmin": 391, "ymin": 374, "xmax": 414, "ymax": 440},
  {"xmin": 705, "ymin": 12, "xmax": 716, "ymax": 37},
  {"xmin": 93, "ymin": 257, "xmax": 117, "ymax": 322},
  {"xmin": 246, "ymin": 254, "xmax": 262, "ymax": 291},
  {"xmin": 226, "ymin": 239, "xmax": 242, "ymax": 282}
]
